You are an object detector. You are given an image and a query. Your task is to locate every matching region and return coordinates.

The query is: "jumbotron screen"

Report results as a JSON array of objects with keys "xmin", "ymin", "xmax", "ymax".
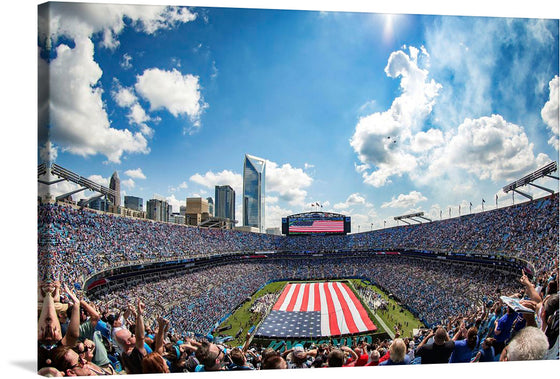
[{"xmin": 282, "ymin": 215, "xmax": 351, "ymax": 235}]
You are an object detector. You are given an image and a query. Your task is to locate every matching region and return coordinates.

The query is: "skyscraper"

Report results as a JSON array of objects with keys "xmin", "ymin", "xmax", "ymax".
[
  {"xmin": 109, "ymin": 171, "xmax": 121, "ymax": 208},
  {"xmin": 147, "ymin": 198, "xmax": 169, "ymax": 222},
  {"xmin": 206, "ymin": 197, "xmax": 214, "ymax": 217},
  {"xmin": 242, "ymin": 154, "xmax": 266, "ymax": 232},
  {"xmin": 124, "ymin": 195, "xmax": 143, "ymax": 211},
  {"xmin": 215, "ymin": 185, "xmax": 235, "ymax": 220},
  {"xmin": 186, "ymin": 197, "xmax": 209, "ymax": 226}
]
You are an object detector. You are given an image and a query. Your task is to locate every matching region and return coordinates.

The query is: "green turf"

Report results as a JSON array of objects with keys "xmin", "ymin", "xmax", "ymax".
[
  {"xmin": 350, "ymin": 279, "xmax": 425, "ymax": 338},
  {"xmin": 217, "ymin": 279, "xmax": 425, "ymax": 346}
]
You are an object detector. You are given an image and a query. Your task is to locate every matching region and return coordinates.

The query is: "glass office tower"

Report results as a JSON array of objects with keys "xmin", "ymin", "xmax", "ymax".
[
  {"xmin": 215, "ymin": 185, "xmax": 235, "ymax": 220},
  {"xmin": 243, "ymin": 154, "xmax": 266, "ymax": 232}
]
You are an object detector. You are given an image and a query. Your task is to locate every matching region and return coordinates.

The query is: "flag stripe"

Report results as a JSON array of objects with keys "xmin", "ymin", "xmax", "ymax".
[
  {"xmin": 335, "ymin": 282, "xmax": 368, "ymax": 332},
  {"xmin": 331, "ymin": 282, "xmax": 357, "ymax": 334},
  {"xmin": 328, "ymin": 282, "xmax": 350, "ymax": 334},
  {"xmin": 272, "ymin": 284, "xmax": 291, "ymax": 311},
  {"xmin": 313, "ymin": 282, "xmax": 321, "ymax": 311},
  {"xmin": 292, "ymin": 283, "xmax": 306, "ymax": 311},
  {"xmin": 318, "ymin": 283, "xmax": 331, "ymax": 335},
  {"xmin": 323, "ymin": 283, "xmax": 341, "ymax": 336},
  {"xmin": 340, "ymin": 283, "xmax": 376, "ymax": 330},
  {"xmin": 277, "ymin": 284, "xmax": 296, "ymax": 311},
  {"xmin": 286, "ymin": 284, "xmax": 301, "ymax": 311},
  {"xmin": 300, "ymin": 283, "xmax": 310, "ymax": 311}
]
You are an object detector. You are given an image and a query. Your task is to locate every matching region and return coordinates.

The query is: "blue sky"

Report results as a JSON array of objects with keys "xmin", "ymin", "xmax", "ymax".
[{"xmin": 36, "ymin": 1, "xmax": 559, "ymax": 232}]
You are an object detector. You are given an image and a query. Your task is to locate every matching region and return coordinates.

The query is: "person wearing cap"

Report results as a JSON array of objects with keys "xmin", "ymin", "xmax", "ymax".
[
  {"xmin": 284, "ymin": 343, "xmax": 313, "ymax": 368},
  {"xmin": 415, "ymin": 327, "xmax": 455, "ymax": 364}
]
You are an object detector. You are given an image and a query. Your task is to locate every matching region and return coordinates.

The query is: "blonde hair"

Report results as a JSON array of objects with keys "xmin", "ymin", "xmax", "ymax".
[{"xmin": 389, "ymin": 338, "xmax": 407, "ymax": 363}]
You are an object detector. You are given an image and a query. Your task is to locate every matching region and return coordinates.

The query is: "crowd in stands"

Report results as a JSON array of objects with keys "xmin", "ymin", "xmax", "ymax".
[
  {"xmin": 37, "ymin": 194, "xmax": 559, "ymax": 375},
  {"xmin": 39, "ymin": 194, "xmax": 558, "ymax": 287},
  {"xmin": 37, "ymin": 266, "xmax": 558, "ymax": 375}
]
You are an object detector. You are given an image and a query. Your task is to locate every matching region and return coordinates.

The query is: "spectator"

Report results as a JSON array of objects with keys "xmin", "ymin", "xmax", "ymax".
[
  {"xmin": 365, "ymin": 349, "xmax": 380, "ymax": 366},
  {"xmin": 415, "ymin": 327, "xmax": 455, "ymax": 364},
  {"xmin": 114, "ymin": 299, "xmax": 147, "ymax": 374},
  {"xmin": 261, "ymin": 354, "xmax": 288, "ymax": 369},
  {"xmin": 499, "ymin": 326, "xmax": 549, "ymax": 361},
  {"xmin": 195, "ymin": 341, "xmax": 228, "ymax": 371},
  {"xmin": 473, "ymin": 338, "xmax": 496, "ymax": 362},
  {"xmin": 141, "ymin": 352, "xmax": 170, "ymax": 374},
  {"xmin": 379, "ymin": 338, "xmax": 410, "ymax": 365},
  {"xmin": 494, "ymin": 306, "xmax": 519, "ymax": 355},
  {"xmin": 228, "ymin": 347, "xmax": 256, "ymax": 370},
  {"xmin": 326, "ymin": 348, "xmax": 345, "ymax": 367},
  {"xmin": 50, "ymin": 345, "xmax": 114, "ymax": 376},
  {"xmin": 449, "ymin": 325, "xmax": 479, "ymax": 363}
]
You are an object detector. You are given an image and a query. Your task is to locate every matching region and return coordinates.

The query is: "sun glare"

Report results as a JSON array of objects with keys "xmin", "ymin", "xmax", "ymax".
[{"xmin": 383, "ymin": 14, "xmax": 395, "ymax": 44}]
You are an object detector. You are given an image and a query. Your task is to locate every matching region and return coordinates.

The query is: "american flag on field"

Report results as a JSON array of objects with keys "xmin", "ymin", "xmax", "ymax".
[
  {"xmin": 289, "ymin": 220, "xmax": 344, "ymax": 233},
  {"xmin": 256, "ymin": 282, "xmax": 377, "ymax": 338}
]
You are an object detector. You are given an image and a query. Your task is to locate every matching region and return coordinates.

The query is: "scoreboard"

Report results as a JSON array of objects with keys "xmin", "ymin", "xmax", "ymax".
[{"xmin": 282, "ymin": 213, "xmax": 351, "ymax": 235}]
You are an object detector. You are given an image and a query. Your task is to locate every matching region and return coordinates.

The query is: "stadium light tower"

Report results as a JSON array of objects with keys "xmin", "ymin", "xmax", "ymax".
[
  {"xmin": 394, "ymin": 211, "xmax": 432, "ymax": 225},
  {"xmin": 502, "ymin": 161, "xmax": 558, "ymax": 201}
]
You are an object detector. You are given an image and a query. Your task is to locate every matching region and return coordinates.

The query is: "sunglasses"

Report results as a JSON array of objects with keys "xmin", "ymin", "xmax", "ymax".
[{"xmin": 73, "ymin": 344, "xmax": 94, "ymax": 354}]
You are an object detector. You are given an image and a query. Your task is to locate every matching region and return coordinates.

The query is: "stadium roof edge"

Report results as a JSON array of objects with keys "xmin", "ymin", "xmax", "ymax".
[{"xmin": 287, "ymin": 211, "xmax": 348, "ymax": 218}]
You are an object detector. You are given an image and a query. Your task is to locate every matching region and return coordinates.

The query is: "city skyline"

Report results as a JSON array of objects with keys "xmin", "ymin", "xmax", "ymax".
[{"xmin": 37, "ymin": 1, "xmax": 559, "ymax": 233}]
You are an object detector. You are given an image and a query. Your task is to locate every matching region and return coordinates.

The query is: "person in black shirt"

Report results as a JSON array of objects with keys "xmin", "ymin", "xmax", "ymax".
[{"xmin": 416, "ymin": 327, "xmax": 455, "ymax": 364}]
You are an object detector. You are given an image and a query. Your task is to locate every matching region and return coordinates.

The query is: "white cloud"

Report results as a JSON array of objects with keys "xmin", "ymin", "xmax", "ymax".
[
  {"xmin": 112, "ymin": 85, "xmax": 137, "ymax": 107},
  {"xmin": 37, "ymin": 3, "xmax": 197, "ymax": 163},
  {"xmin": 266, "ymin": 196, "xmax": 279, "ymax": 204},
  {"xmin": 410, "ymin": 129, "xmax": 445, "ymax": 153},
  {"xmin": 135, "ymin": 68, "xmax": 207, "ymax": 131},
  {"xmin": 428, "ymin": 114, "xmax": 547, "ymax": 182},
  {"xmin": 124, "ymin": 168, "xmax": 146, "ymax": 179},
  {"xmin": 39, "ymin": 37, "xmax": 150, "ymax": 163},
  {"xmin": 266, "ymin": 161, "xmax": 313, "ymax": 206},
  {"xmin": 346, "ymin": 208, "xmax": 379, "ymax": 233},
  {"xmin": 350, "ymin": 46, "xmax": 441, "ymax": 187},
  {"xmin": 425, "ymin": 17, "xmax": 558, "ymax": 131},
  {"xmin": 190, "ymin": 170, "xmax": 243, "ymax": 194},
  {"xmin": 334, "ymin": 193, "xmax": 368, "ymax": 210},
  {"xmin": 87, "ymin": 174, "xmax": 110, "ymax": 187},
  {"xmin": 381, "ymin": 191, "xmax": 427, "ymax": 208},
  {"xmin": 112, "ymin": 82, "xmax": 154, "ymax": 137},
  {"xmin": 38, "ymin": 3, "xmax": 196, "ymax": 50},
  {"xmin": 169, "ymin": 181, "xmax": 189, "ymax": 193},
  {"xmin": 121, "ymin": 178, "xmax": 135, "ymax": 189},
  {"xmin": 129, "ymin": 104, "xmax": 148, "ymax": 124},
  {"xmin": 120, "ymin": 53, "xmax": 132, "ymax": 69},
  {"xmin": 304, "ymin": 163, "xmax": 315, "ymax": 170},
  {"xmin": 265, "ymin": 204, "xmax": 294, "ymax": 229},
  {"xmin": 541, "ymin": 75, "xmax": 559, "ymax": 150},
  {"xmin": 165, "ymin": 194, "xmax": 184, "ymax": 214}
]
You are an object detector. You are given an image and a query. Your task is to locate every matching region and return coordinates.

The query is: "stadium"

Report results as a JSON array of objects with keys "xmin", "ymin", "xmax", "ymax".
[{"xmin": 37, "ymin": 161, "xmax": 559, "ymax": 374}]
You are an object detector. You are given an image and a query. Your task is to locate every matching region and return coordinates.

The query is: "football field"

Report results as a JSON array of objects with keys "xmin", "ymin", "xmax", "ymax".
[{"xmin": 216, "ymin": 279, "xmax": 425, "ymax": 347}]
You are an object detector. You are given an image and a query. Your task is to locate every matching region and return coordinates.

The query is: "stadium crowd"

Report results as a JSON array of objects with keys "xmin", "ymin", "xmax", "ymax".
[{"xmin": 37, "ymin": 194, "xmax": 559, "ymax": 375}]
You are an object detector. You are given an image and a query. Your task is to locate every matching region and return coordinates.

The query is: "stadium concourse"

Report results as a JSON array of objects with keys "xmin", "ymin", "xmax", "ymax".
[{"xmin": 37, "ymin": 193, "xmax": 559, "ymax": 375}]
